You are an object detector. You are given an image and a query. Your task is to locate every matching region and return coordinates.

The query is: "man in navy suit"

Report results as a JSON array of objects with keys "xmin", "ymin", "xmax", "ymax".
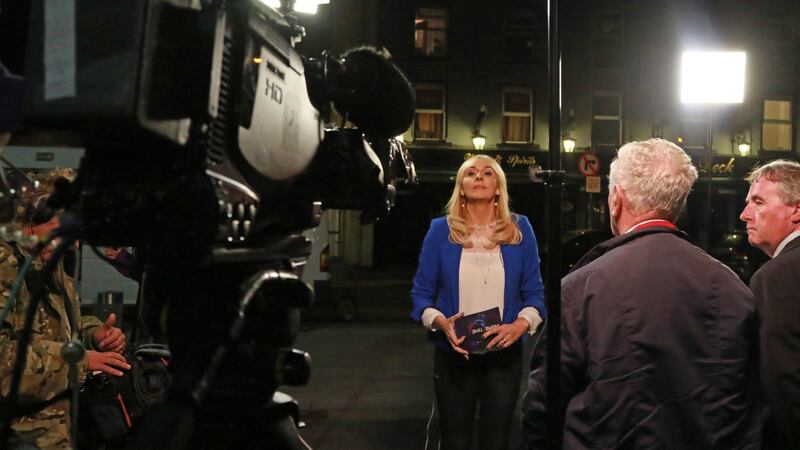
[{"xmin": 741, "ymin": 160, "xmax": 800, "ymax": 449}]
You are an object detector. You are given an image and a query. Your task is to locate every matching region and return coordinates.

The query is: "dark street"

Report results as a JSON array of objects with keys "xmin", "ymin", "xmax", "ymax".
[{"xmin": 284, "ymin": 317, "xmax": 537, "ymax": 450}]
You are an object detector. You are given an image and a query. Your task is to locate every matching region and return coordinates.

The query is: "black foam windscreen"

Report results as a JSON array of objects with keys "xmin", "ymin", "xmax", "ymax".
[{"xmin": 332, "ymin": 47, "xmax": 415, "ymax": 138}]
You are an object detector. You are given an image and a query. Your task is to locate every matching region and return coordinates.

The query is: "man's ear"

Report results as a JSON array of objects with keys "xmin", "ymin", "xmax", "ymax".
[
  {"xmin": 610, "ymin": 185, "xmax": 624, "ymax": 218},
  {"xmin": 790, "ymin": 202, "xmax": 800, "ymax": 223}
]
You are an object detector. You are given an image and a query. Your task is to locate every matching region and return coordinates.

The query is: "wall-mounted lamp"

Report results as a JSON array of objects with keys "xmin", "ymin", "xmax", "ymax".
[
  {"xmin": 734, "ymin": 132, "xmax": 751, "ymax": 157},
  {"xmin": 737, "ymin": 141, "xmax": 751, "ymax": 157},
  {"xmin": 472, "ymin": 135, "xmax": 487, "ymax": 150},
  {"xmin": 471, "ymin": 105, "xmax": 488, "ymax": 150},
  {"xmin": 562, "ymin": 137, "xmax": 576, "ymax": 153}
]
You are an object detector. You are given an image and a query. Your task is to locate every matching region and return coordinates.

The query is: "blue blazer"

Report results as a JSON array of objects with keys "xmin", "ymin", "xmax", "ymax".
[{"xmin": 410, "ymin": 214, "xmax": 546, "ymax": 346}]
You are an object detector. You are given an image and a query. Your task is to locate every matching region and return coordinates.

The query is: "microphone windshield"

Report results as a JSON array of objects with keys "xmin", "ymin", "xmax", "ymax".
[{"xmin": 332, "ymin": 47, "xmax": 415, "ymax": 138}]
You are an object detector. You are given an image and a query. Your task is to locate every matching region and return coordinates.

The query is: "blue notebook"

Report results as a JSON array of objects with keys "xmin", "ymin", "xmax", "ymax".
[{"xmin": 454, "ymin": 307, "xmax": 502, "ymax": 354}]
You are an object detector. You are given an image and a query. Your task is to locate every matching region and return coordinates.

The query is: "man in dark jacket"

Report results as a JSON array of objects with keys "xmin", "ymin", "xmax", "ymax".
[
  {"xmin": 740, "ymin": 160, "xmax": 800, "ymax": 449},
  {"xmin": 522, "ymin": 138, "xmax": 761, "ymax": 449}
]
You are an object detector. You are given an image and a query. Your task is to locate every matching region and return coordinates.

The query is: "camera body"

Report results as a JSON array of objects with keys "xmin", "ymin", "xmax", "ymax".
[
  {"xmin": 23, "ymin": 0, "xmax": 413, "ymax": 255},
  {"xmin": 18, "ymin": 1, "xmax": 415, "ymax": 447}
]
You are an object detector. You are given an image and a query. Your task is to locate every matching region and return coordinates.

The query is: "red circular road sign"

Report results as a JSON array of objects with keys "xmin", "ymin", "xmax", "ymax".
[{"xmin": 578, "ymin": 153, "xmax": 601, "ymax": 176}]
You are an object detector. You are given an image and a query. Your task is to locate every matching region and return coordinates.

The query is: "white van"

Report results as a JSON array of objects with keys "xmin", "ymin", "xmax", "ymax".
[{"xmin": 301, "ymin": 209, "xmax": 333, "ymax": 304}]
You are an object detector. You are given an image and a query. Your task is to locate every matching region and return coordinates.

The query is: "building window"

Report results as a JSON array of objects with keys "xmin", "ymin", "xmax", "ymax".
[
  {"xmin": 762, "ymin": 99, "xmax": 792, "ymax": 151},
  {"xmin": 678, "ymin": 118, "xmax": 709, "ymax": 150},
  {"xmin": 414, "ymin": 8, "xmax": 448, "ymax": 57},
  {"xmin": 592, "ymin": 90, "xmax": 621, "ymax": 150},
  {"xmin": 762, "ymin": 19, "xmax": 795, "ymax": 70},
  {"xmin": 592, "ymin": 12, "xmax": 623, "ymax": 68},
  {"xmin": 414, "ymin": 84, "xmax": 446, "ymax": 141},
  {"xmin": 504, "ymin": 13, "xmax": 535, "ymax": 62},
  {"xmin": 502, "ymin": 88, "xmax": 533, "ymax": 143}
]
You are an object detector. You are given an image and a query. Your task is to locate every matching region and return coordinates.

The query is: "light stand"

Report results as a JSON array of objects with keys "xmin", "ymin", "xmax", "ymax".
[
  {"xmin": 543, "ymin": 0, "xmax": 565, "ymax": 447},
  {"xmin": 680, "ymin": 50, "xmax": 746, "ymax": 250}
]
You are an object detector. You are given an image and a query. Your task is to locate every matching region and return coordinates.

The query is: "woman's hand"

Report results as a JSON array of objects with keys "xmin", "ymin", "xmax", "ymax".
[
  {"xmin": 483, "ymin": 317, "xmax": 529, "ymax": 350},
  {"xmin": 86, "ymin": 350, "xmax": 131, "ymax": 377},
  {"xmin": 432, "ymin": 312, "xmax": 470, "ymax": 360}
]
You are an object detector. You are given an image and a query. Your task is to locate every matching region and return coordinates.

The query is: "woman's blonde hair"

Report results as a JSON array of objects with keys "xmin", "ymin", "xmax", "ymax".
[{"xmin": 445, "ymin": 154, "xmax": 521, "ymax": 247}]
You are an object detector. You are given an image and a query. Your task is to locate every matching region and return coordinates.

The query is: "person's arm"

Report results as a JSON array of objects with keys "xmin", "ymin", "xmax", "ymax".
[
  {"xmin": 518, "ymin": 216, "xmax": 546, "ymax": 320},
  {"xmin": 0, "ymin": 277, "xmax": 82, "ymax": 399},
  {"xmin": 521, "ymin": 278, "xmax": 585, "ymax": 448},
  {"xmin": 105, "ymin": 248, "xmax": 142, "ymax": 282},
  {"xmin": 753, "ymin": 265, "xmax": 800, "ymax": 447},
  {"xmin": 517, "ymin": 307, "xmax": 543, "ymax": 334},
  {"xmin": 421, "ymin": 307, "xmax": 445, "ymax": 330},
  {"xmin": 410, "ymin": 220, "xmax": 443, "ymax": 322},
  {"xmin": 79, "ymin": 314, "xmax": 103, "ymax": 350}
]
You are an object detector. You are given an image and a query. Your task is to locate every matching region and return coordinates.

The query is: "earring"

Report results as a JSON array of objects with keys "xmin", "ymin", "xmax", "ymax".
[
  {"xmin": 460, "ymin": 196, "xmax": 465, "ymax": 208},
  {"xmin": 494, "ymin": 194, "xmax": 499, "ymax": 206}
]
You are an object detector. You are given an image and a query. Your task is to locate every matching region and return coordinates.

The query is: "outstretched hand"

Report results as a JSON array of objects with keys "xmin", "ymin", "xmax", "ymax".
[
  {"xmin": 432, "ymin": 312, "xmax": 470, "ymax": 360},
  {"xmin": 93, "ymin": 313, "xmax": 126, "ymax": 354},
  {"xmin": 86, "ymin": 350, "xmax": 130, "ymax": 377}
]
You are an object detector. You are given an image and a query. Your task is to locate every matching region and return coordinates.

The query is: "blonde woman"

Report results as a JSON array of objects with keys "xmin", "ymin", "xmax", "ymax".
[{"xmin": 411, "ymin": 154, "xmax": 545, "ymax": 450}]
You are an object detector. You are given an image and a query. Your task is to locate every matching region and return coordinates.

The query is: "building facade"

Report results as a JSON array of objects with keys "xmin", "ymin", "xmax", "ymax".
[{"xmin": 300, "ymin": 0, "xmax": 800, "ymax": 268}]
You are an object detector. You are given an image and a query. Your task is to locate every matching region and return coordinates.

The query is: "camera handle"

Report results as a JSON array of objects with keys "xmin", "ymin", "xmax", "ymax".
[{"xmin": 60, "ymin": 340, "xmax": 85, "ymax": 449}]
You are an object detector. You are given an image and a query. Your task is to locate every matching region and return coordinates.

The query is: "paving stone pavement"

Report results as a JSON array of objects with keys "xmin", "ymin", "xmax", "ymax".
[{"xmin": 282, "ymin": 321, "xmax": 537, "ymax": 450}]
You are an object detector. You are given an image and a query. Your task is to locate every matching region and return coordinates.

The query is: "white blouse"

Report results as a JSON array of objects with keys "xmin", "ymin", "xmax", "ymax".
[
  {"xmin": 421, "ymin": 227, "xmax": 542, "ymax": 334},
  {"xmin": 458, "ymin": 242, "xmax": 505, "ymax": 316}
]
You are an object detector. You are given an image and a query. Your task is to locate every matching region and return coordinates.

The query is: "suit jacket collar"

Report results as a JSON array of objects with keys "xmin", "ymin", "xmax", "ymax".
[{"xmin": 775, "ymin": 233, "xmax": 800, "ymax": 258}]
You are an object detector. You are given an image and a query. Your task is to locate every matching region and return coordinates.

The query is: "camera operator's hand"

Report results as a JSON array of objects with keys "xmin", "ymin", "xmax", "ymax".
[
  {"xmin": 86, "ymin": 350, "xmax": 131, "ymax": 377},
  {"xmin": 432, "ymin": 312, "xmax": 470, "ymax": 360},
  {"xmin": 93, "ymin": 313, "xmax": 126, "ymax": 354}
]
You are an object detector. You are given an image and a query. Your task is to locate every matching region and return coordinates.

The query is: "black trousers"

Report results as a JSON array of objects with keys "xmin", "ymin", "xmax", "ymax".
[{"xmin": 433, "ymin": 344, "xmax": 523, "ymax": 450}]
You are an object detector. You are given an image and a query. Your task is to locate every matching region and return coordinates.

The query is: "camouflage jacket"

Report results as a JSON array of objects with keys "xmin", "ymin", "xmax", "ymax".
[{"xmin": 0, "ymin": 240, "xmax": 103, "ymax": 450}]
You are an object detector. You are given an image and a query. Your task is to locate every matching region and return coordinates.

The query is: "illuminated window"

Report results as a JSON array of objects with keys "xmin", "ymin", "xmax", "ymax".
[
  {"xmin": 414, "ymin": 84, "xmax": 446, "ymax": 141},
  {"xmin": 762, "ymin": 99, "xmax": 793, "ymax": 151},
  {"xmin": 504, "ymin": 13, "xmax": 535, "ymax": 62},
  {"xmin": 592, "ymin": 90, "xmax": 621, "ymax": 151},
  {"xmin": 502, "ymin": 88, "xmax": 533, "ymax": 143},
  {"xmin": 414, "ymin": 8, "xmax": 448, "ymax": 57}
]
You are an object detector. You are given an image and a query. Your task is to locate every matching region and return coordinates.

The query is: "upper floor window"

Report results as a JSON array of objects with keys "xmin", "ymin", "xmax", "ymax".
[
  {"xmin": 762, "ymin": 19, "xmax": 795, "ymax": 70},
  {"xmin": 502, "ymin": 88, "xmax": 533, "ymax": 143},
  {"xmin": 592, "ymin": 12, "xmax": 624, "ymax": 68},
  {"xmin": 414, "ymin": 84, "xmax": 446, "ymax": 141},
  {"xmin": 592, "ymin": 90, "xmax": 621, "ymax": 151},
  {"xmin": 504, "ymin": 13, "xmax": 535, "ymax": 62},
  {"xmin": 763, "ymin": 99, "xmax": 793, "ymax": 151},
  {"xmin": 414, "ymin": 8, "xmax": 448, "ymax": 57}
]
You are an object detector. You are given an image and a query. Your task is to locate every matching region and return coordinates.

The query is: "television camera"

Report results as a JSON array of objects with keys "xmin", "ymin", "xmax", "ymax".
[{"xmin": 4, "ymin": 0, "xmax": 416, "ymax": 448}]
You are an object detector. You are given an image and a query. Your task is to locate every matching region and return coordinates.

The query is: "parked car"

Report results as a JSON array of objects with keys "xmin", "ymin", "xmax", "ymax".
[
  {"xmin": 540, "ymin": 228, "xmax": 613, "ymax": 279},
  {"xmin": 709, "ymin": 231, "xmax": 768, "ymax": 283}
]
